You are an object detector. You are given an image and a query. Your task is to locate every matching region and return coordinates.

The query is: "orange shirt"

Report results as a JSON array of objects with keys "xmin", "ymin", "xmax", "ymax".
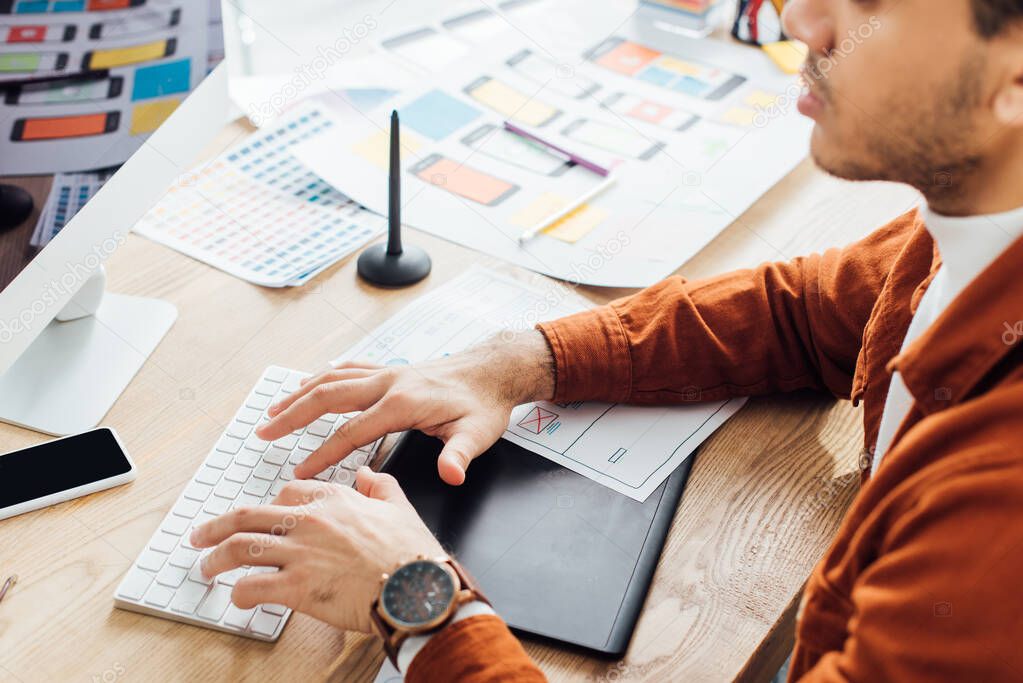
[{"xmin": 407, "ymin": 211, "xmax": 1023, "ymax": 682}]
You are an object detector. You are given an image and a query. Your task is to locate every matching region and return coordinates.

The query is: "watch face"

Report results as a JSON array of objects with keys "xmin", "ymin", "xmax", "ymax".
[{"xmin": 381, "ymin": 560, "xmax": 457, "ymax": 629}]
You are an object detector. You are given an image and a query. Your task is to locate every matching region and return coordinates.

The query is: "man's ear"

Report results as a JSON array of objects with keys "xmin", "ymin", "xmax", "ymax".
[{"xmin": 992, "ymin": 31, "xmax": 1023, "ymax": 128}]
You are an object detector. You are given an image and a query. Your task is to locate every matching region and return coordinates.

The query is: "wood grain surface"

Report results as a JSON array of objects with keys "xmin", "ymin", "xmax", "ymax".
[{"xmin": 0, "ymin": 119, "xmax": 921, "ymax": 682}]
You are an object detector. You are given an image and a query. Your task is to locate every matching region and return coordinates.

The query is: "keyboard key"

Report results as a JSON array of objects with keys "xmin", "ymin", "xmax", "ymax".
[
  {"xmin": 216, "ymin": 436, "xmax": 243, "ymax": 454},
  {"xmin": 235, "ymin": 449, "xmax": 261, "ymax": 467},
  {"xmin": 173, "ymin": 498, "xmax": 202, "ymax": 519},
  {"xmin": 224, "ymin": 605, "xmax": 256, "ymax": 630},
  {"xmin": 207, "ymin": 450, "xmax": 233, "ymax": 469},
  {"xmin": 269, "ymin": 480, "xmax": 285, "ymax": 497},
  {"xmin": 253, "ymin": 463, "xmax": 280, "ymax": 481},
  {"xmin": 197, "ymin": 583, "xmax": 235, "ymax": 621},
  {"xmin": 218, "ymin": 568, "xmax": 247, "ymax": 586},
  {"xmin": 250, "ymin": 610, "xmax": 283, "ymax": 637},
  {"xmin": 235, "ymin": 493, "xmax": 262, "ymax": 508},
  {"xmin": 255, "ymin": 381, "xmax": 278, "ymax": 396},
  {"xmin": 298, "ymin": 434, "xmax": 324, "ymax": 452},
  {"xmin": 138, "ymin": 549, "xmax": 168, "ymax": 572},
  {"xmin": 244, "ymin": 435, "xmax": 270, "ymax": 453},
  {"xmin": 150, "ymin": 532, "xmax": 178, "ymax": 554},
  {"xmin": 282, "ymin": 374, "xmax": 303, "ymax": 393},
  {"xmin": 188, "ymin": 562, "xmax": 213, "ymax": 586},
  {"xmin": 236, "ymin": 407, "xmax": 262, "ymax": 425},
  {"xmin": 262, "ymin": 603, "xmax": 288, "ymax": 616},
  {"xmin": 169, "ymin": 547, "xmax": 200, "ymax": 569},
  {"xmin": 333, "ymin": 469, "xmax": 355, "ymax": 487},
  {"xmin": 243, "ymin": 478, "xmax": 271, "ymax": 497},
  {"xmin": 214, "ymin": 480, "xmax": 243, "ymax": 499},
  {"xmin": 280, "ymin": 464, "xmax": 295, "ymax": 481},
  {"xmin": 117, "ymin": 568, "xmax": 154, "ymax": 600},
  {"xmin": 183, "ymin": 482, "xmax": 213, "ymax": 502},
  {"xmin": 144, "ymin": 584, "xmax": 175, "ymax": 608},
  {"xmin": 307, "ymin": 419, "xmax": 334, "ymax": 438},
  {"xmin": 274, "ymin": 434, "xmax": 298, "ymax": 450},
  {"xmin": 226, "ymin": 422, "xmax": 251, "ymax": 440},
  {"xmin": 224, "ymin": 464, "xmax": 252, "ymax": 484},
  {"xmin": 264, "ymin": 367, "xmax": 288, "ymax": 383},
  {"xmin": 288, "ymin": 449, "xmax": 307, "ymax": 465},
  {"xmin": 163, "ymin": 515, "xmax": 190, "ymax": 536},
  {"xmin": 339, "ymin": 451, "xmax": 369, "ymax": 471},
  {"xmin": 245, "ymin": 393, "xmax": 272, "ymax": 411},
  {"xmin": 313, "ymin": 466, "xmax": 335, "ymax": 482},
  {"xmin": 155, "ymin": 565, "xmax": 188, "ymax": 588},
  {"xmin": 204, "ymin": 496, "xmax": 231, "ymax": 516},
  {"xmin": 263, "ymin": 446, "xmax": 290, "ymax": 466},
  {"xmin": 195, "ymin": 467, "xmax": 222, "ymax": 486},
  {"xmin": 169, "ymin": 581, "xmax": 209, "ymax": 615}
]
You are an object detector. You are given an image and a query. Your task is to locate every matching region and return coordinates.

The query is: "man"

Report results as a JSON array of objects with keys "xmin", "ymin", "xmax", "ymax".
[{"xmin": 190, "ymin": 0, "xmax": 1023, "ymax": 680}]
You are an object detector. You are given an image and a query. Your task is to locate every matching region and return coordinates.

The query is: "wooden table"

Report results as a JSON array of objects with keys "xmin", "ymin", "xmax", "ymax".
[{"xmin": 0, "ymin": 115, "xmax": 920, "ymax": 682}]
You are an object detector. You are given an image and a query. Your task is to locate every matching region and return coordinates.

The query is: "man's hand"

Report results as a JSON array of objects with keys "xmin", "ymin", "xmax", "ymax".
[
  {"xmin": 190, "ymin": 469, "xmax": 445, "ymax": 634},
  {"xmin": 255, "ymin": 330, "xmax": 555, "ymax": 485}
]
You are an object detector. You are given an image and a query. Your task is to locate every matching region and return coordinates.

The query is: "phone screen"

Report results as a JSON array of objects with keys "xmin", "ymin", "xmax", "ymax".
[
  {"xmin": 563, "ymin": 118, "xmax": 663, "ymax": 160},
  {"xmin": 412, "ymin": 154, "xmax": 519, "ymax": 206},
  {"xmin": 0, "ymin": 428, "xmax": 132, "ymax": 509},
  {"xmin": 463, "ymin": 76, "xmax": 560, "ymax": 127},
  {"xmin": 461, "ymin": 124, "xmax": 568, "ymax": 176}
]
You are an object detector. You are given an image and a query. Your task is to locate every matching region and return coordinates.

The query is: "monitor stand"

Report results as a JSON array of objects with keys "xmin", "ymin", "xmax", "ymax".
[{"xmin": 0, "ymin": 267, "xmax": 176, "ymax": 435}]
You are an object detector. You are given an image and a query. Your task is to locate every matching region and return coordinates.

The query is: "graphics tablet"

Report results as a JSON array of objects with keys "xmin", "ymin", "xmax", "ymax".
[{"xmin": 380, "ymin": 430, "xmax": 693, "ymax": 657}]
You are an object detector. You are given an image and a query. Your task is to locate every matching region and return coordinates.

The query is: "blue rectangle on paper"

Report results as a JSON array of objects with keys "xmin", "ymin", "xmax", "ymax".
[
  {"xmin": 400, "ymin": 89, "xmax": 481, "ymax": 141},
  {"xmin": 637, "ymin": 66, "xmax": 675, "ymax": 87},
  {"xmin": 672, "ymin": 75, "xmax": 710, "ymax": 97},
  {"xmin": 15, "ymin": 1, "xmax": 50, "ymax": 12},
  {"xmin": 132, "ymin": 59, "xmax": 191, "ymax": 100},
  {"xmin": 53, "ymin": 0, "xmax": 85, "ymax": 11}
]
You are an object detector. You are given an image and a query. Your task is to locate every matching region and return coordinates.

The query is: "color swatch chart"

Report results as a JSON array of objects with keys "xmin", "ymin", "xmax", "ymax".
[
  {"xmin": 0, "ymin": 0, "xmax": 209, "ymax": 174},
  {"xmin": 30, "ymin": 168, "xmax": 112, "ymax": 246},
  {"xmin": 134, "ymin": 104, "xmax": 383, "ymax": 287}
]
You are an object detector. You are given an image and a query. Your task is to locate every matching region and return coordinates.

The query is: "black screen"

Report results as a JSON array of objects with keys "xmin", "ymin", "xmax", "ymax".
[{"xmin": 0, "ymin": 428, "xmax": 131, "ymax": 508}]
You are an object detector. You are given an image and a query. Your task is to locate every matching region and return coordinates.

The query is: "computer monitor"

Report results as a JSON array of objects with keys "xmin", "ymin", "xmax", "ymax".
[{"xmin": 0, "ymin": 2, "xmax": 228, "ymax": 435}]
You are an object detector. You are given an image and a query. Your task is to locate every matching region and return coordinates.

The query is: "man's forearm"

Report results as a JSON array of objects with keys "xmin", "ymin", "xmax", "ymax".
[{"xmin": 472, "ymin": 329, "xmax": 555, "ymax": 406}]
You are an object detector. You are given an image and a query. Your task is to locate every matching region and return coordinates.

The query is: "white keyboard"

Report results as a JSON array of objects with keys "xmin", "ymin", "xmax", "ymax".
[{"xmin": 114, "ymin": 365, "xmax": 379, "ymax": 641}]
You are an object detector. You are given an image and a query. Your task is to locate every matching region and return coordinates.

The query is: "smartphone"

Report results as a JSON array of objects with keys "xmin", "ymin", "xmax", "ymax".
[
  {"xmin": 461, "ymin": 123, "xmax": 571, "ymax": 177},
  {"xmin": 0, "ymin": 427, "xmax": 136, "ymax": 522},
  {"xmin": 505, "ymin": 49, "xmax": 600, "ymax": 100},
  {"xmin": 561, "ymin": 117, "xmax": 664, "ymax": 160},
  {"xmin": 2, "ymin": 23, "xmax": 77, "ymax": 44},
  {"xmin": 10, "ymin": 110, "xmax": 120, "ymax": 141},
  {"xmin": 4, "ymin": 73, "xmax": 123, "ymax": 106},
  {"xmin": 89, "ymin": 8, "xmax": 180, "ymax": 40},
  {"xmin": 601, "ymin": 92, "xmax": 699, "ymax": 132},
  {"xmin": 463, "ymin": 76, "xmax": 560, "ymax": 128},
  {"xmin": 410, "ymin": 153, "xmax": 519, "ymax": 206}
]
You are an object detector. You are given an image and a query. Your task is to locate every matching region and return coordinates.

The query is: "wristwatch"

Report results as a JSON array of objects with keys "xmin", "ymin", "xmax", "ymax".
[{"xmin": 370, "ymin": 555, "xmax": 490, "ymax": 667}]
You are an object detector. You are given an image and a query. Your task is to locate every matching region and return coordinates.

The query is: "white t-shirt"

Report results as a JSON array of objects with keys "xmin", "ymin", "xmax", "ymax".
[{"xmin": 871, "ymin": 204, "xmax": 1023, "ymax": 473}]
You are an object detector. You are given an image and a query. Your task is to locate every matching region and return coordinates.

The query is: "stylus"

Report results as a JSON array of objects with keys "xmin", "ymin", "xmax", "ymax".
[{"xmin": 503, "ymin": 120, "xmax": 612, "ymax": 177}]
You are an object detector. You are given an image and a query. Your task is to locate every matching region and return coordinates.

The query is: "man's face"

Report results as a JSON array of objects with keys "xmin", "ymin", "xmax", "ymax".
[{"xmin": 781, "ymin": 0, "xmax": 998, "ymax": 194}]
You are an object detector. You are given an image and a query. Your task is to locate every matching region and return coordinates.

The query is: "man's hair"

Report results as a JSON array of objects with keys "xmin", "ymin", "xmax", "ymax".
[{"xmin": 972, "ymin": 0, "xmax": 1023, "ymax": 37}]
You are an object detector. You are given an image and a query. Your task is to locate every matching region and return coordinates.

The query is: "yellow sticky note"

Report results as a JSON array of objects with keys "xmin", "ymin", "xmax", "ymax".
[
  {"xmin": 745, "ymin": 89, "xmax": 780, "ymax": 108},
  {"xmin": 510, "ymin": 193, "xmax": 606, "ymax": 243},
  {"xmin": 352, "ymin": 129, "xmax": 424, "ymax": 170},
  {"xmin": 761, "ymin": 40, "xmax": 807, "ymax": 75},
  {"xmin": 720, "ymin": 107, "xmax": 757, "ymax": 127},
  {"xmin": 131, "ymin": 99, "xmax": 180, "ymax": 135}
]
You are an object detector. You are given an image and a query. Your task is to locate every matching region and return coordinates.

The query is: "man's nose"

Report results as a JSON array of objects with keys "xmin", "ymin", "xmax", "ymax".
[{"xmin": 781, "ymin": 0, "xmax": 834, "ymax": 57}]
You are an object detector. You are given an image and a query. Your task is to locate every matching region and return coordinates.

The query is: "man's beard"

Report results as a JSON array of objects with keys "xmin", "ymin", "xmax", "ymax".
[{"xmin": 812, "ymin": 52, "xmax": 986, "ymax": 205}]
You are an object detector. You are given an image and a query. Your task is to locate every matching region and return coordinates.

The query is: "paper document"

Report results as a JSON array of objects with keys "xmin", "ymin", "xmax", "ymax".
[
  {"xmin": 295, "ymin": 19, "xmax": 811, "ymax": 287},
  {"xmin": 333, "ymin": 267, "xmax": 744, "ymax": 501},
  {"xmin": 134, "ymin": 102, "xmax": 384, "ymax": 287}
]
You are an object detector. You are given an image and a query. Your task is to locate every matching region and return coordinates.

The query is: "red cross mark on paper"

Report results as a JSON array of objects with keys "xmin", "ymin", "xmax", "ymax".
[{"xmin": 517, "ymin": 406, "xmax": 559, "ymax": 434}]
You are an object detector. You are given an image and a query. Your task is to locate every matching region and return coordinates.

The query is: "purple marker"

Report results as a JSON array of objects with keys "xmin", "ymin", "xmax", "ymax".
[{"xmin": 502, "ymin": 120, "xmax": 612, "ymax": 177}]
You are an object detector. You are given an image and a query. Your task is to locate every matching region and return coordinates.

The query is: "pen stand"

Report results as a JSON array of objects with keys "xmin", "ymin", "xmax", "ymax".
[{"xmin": 357, "ymin": 241, "xmax": 431, "ymax": 288}]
